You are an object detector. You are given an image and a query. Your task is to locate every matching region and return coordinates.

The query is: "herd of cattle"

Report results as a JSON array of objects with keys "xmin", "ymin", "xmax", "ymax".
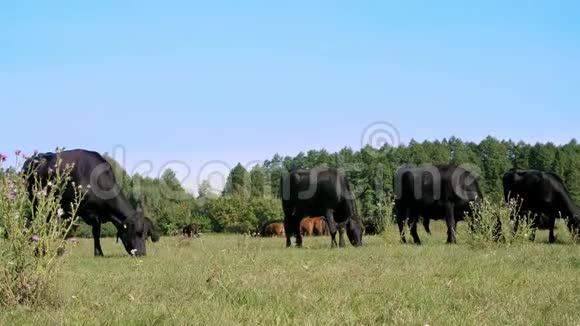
[
  {"xmin": 181, "ymin": 217, "xmax": 327, "ymax": 239},
  {"xmin": 22, "ymin": 149, "xmax": 580, "ymax": 257}
]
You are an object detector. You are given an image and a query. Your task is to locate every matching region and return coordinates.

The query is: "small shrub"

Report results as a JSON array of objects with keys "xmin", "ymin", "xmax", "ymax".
[
  {"xmin": 467, "ymin": 198, "xmax": 534, "ymax": 248},
  {"xmin": 370, "ymin": 196, "xmax": 394, "ymax": 241},
  {"xmin": 0, "ymin": 153, "xmax": 84, "ymax": 307}
]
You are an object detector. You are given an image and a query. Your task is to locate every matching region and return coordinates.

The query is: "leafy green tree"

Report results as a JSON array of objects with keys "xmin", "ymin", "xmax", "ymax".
[
  {"xmin": 73, "ymin": 136, "xmax": 580, "ymax": 237},
  {"xmin": 424, "ymin": 140, "xmax": 450, "ymax": 164},
  {"xmin": 250, "ymin": 165, "xmax": 267, "ymax": 198},
  {"xmin": 554, "ymin": 140, "xmax": 580, "ymax": 201},
  {"xmin": 264, "ymin": 154, "xmax": 284, "ymax": 198},
  {"xmin": 205, "ymin": 195, "xmax": 255, "ymax": 233},
  {"xmin": 530, "ymin": 143, "xmax": 558, "ymax": 171},
  {"xmin": 223, "ymin": 163, "xmax": 250, "ymax": 197},
  {"xmin": 510, "ymin": 141, "xmax": 532, "ymax": 169},
  {"xmin": 407, "ymin": 139, "xmax": 430, "ymax": 164},
  {"xmin": 198, "ymin": 180, "xmax": 216, "ymax": 200},
  {"xmin": 477, "ymin": 136, "xmax": 512, "ymax": 199},
  {"xmin": 449, "ymin": 137, "xmax": 473, "ymax": 165}
]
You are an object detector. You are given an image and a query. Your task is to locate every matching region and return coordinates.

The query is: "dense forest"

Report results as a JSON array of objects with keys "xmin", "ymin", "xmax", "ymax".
[{"xmin": 76, "ymin": 136, "xmax": 580, "ymax": 237}]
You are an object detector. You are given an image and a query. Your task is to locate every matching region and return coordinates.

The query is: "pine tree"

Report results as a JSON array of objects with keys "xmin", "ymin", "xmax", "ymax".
[
  {"xmin": 223, "ymin": 163, "xmax": 250, "ymax": 197},
  {"xmin": 478, "ymin": 136, "xmax": 512, "ymax": 198},
  {"xmin": 250, "ymin": 165, "xmax": 267, "ymax": 198}
]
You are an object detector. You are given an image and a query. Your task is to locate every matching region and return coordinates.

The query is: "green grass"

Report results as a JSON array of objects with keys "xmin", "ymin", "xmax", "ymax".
[{"xmin": 2, "ymin": 221, "xmax": 579, "ymax": 326}]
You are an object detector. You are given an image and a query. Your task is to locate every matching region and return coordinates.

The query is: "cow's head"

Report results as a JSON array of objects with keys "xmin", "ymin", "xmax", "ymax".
[
  {"xmin": 117, "ymin": 217, "xmax": 160, "ymax": 243},
  {"xmin": 117, "ymin": 212, "xmax": 147, "ymax": 256},
  {"xmin": 117, "ymin": 215, "xmax": 160, "ymax": 256},
  {"xmin": 346, "ymin": 217, "xmax": 364, "ymax": 247}
]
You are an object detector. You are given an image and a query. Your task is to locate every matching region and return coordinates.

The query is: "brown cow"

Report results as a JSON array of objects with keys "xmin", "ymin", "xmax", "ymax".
[
  {"xmin": 312, "ymin": 217, "xmax": 327, "ymax": 236},
  {"xmin": 262, "ymin": 221, "xmax": 286, "ymax": 237},
  {"xmin": 300, "ymin": 218, "xmax": 315, "ymax": 236}
]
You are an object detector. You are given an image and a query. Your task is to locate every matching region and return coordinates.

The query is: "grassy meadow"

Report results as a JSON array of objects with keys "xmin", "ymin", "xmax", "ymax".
[{"xmin": 1, "ymin": 221, "xmax": 579, "ymax": 326}]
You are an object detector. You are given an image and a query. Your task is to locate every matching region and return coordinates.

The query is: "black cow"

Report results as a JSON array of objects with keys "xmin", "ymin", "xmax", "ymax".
[
  {"xmin": 281, "ymin": 168, "xmax": 363, "ymax": 248},
  {"xmin": 503, "ymin": 169, "xmax": 580, "ymax": 243},
  {"xmin": 394, "ymin": 164, "xmax": 482, "ymax": 244},
  {"xmin": 182, "ymin": 223, "xmax": 200, "ymax": 238},
  {"xmin": 24, "ymin": 149, "xmax": 157, "ymax": 256}
]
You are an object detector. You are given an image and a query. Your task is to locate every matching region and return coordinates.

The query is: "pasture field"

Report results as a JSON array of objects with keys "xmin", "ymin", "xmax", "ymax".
[{"xmin": 1, "ymin": 221, "xmax": 579, "ymax": 326}]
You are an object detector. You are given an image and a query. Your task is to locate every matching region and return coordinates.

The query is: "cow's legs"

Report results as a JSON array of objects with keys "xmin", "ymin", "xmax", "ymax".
[
  {"xmin": 325, "ymin": 210, "xmax": 338, "ymax": 248},
  {"xmin": 548, "ymin": 217, "xmax": 557, "ymax": 243},
  {"xmin": 396, "ymin": 206, "xmax": 408, "ymax": 244},
  {"xmin": 338, "ymin": 224, "xmax": 346, "ymax": 248},
  {"xmin": 294, "ymin": 218, "xmax": 303, "ymax": 248},
  {"xmin": 93, "ymin": 223, "xmax": 104, "ymax": 257},
  {"xmin": 445, "ymin": 204, "xmax": 457, "ymax": 244},
  {"xmin": 284, "ymin": 218, "xmax": 293, "ymax": 247},
  {"xmin": 322, "ymin": 217, "xmax": 335, "ymax": 245},
  {"xmin": 528, "ymin": 228, "xmax": 537, "ymax": 242},
  {"xmin": 549, "ymin": 229, "xmax": 556, "ymax": 244},
  {"xmin": 409, "ymin": 218, "xmax": 421, "ymax": 245},
  {"xmin": 423, "ymin": 218, "xmax": 432, "ymax": 235}
]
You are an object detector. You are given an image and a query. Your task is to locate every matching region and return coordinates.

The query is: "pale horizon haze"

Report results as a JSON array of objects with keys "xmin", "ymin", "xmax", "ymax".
[{"xmin": 1, "ymin": 1, "xmax": 579, "ymax": 194}]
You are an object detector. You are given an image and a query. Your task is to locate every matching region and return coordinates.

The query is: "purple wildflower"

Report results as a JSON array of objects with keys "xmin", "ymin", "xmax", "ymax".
[
  {"xmin": 34, "ymin": 150, "xmax": 39, "ymax": 155},
  {"xmin": 31, "ymin": 235, "xmax": 40, "ymax": 242},
  {"xmin": 0, "ymin": 154, "xmax": 7, "ymax": 162},
  {"xmin": 8, "ymin": 191, "xmax": 16, "ymax": 201},
  {"xmin": 14, "ymin": 150, "xmax": 21, "ymax": 156}
]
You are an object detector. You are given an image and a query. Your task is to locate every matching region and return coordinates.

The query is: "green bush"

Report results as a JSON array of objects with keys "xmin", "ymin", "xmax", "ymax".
[
  {"xmin": 466, "ymin": 198, "xmax": 534, "ymax": 248},
  {"xmin": 0, "ymin": 154, "xmax": 83, "ymax": 307}
]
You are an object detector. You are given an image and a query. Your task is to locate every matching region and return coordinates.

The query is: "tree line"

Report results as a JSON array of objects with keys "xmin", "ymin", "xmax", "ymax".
[{"xmin": 73, "ymin": 136, "xmax": 580, "ymax": 237}]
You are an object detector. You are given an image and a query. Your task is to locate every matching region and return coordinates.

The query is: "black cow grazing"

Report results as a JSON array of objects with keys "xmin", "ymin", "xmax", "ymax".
[
  {"xmin": 281, "ymin": 168, "xmax": 363, "ymax": 248},
  {"xmin": 503, "ymin": 169, "xmax": 580, "ymax": 243},
  {"xmin": 182, "ymin": 223, "xmax": 200, "ymax": 238},
  {"xmin": 394, "ymin": 164, "xmax": 482, "ymax": 244},
  {"xmin": 24, "ymin": 149, "xmax": 155, "ymax": 256}
]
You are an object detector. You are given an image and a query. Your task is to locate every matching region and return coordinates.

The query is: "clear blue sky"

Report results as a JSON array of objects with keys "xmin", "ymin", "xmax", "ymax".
[{"xmin": 1, "ymin": 1, "xmax": 579, "ymax": 193}]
